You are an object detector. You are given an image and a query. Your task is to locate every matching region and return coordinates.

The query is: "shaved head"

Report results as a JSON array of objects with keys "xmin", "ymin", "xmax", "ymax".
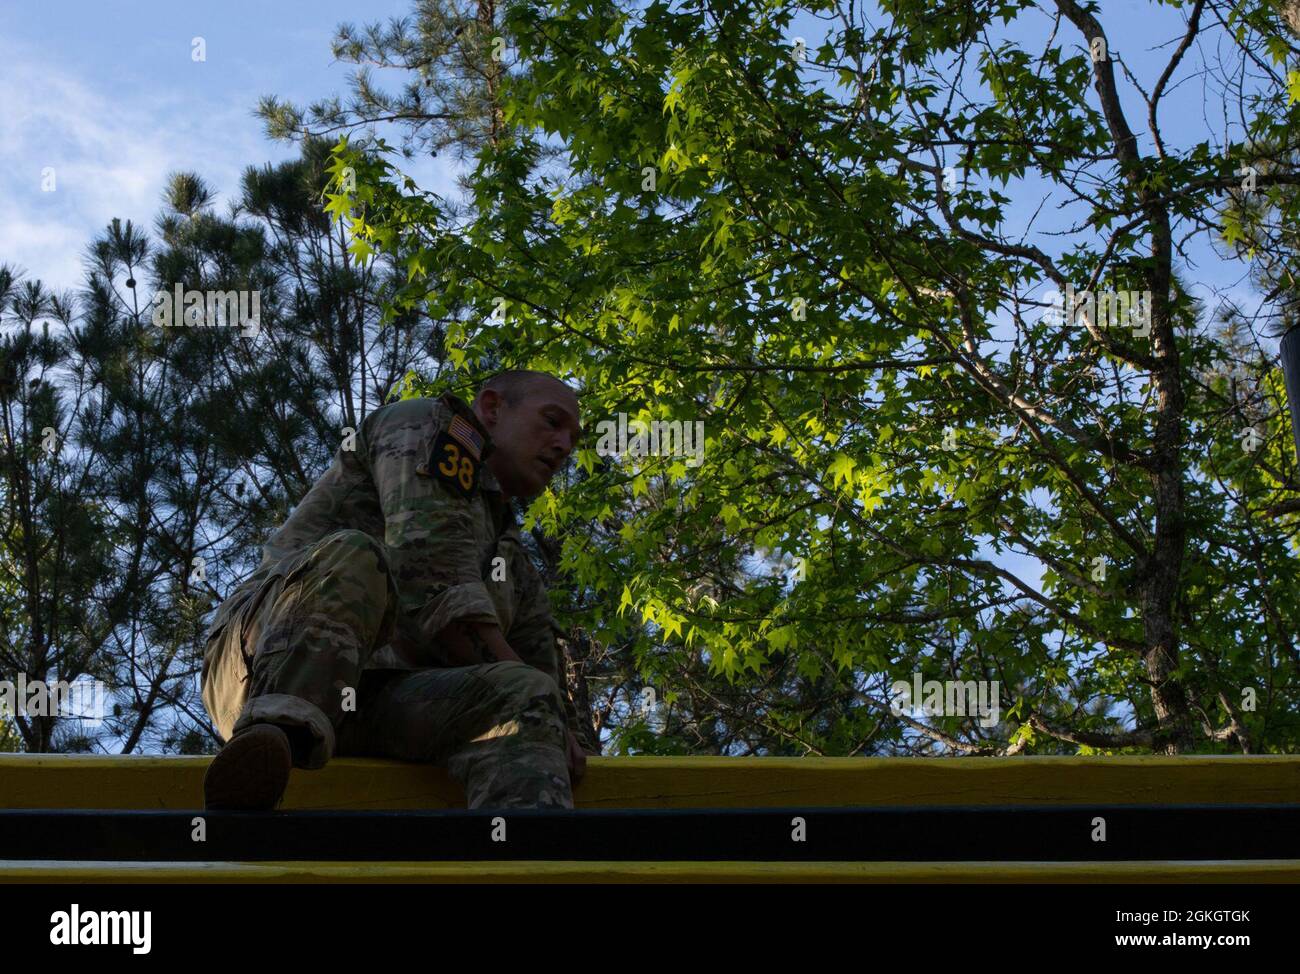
[
  {"xmin": 476, "ymin": 369, "xmax": 574, "ymax": 408},
  {"xmin": 471, "ymin": 369, "xmax": 582, "ymax": 500}
]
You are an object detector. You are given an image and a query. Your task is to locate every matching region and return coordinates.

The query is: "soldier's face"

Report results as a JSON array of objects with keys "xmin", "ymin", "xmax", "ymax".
[{"xmin": 477, "ymin": 380, "xmax": 582, "ymax": 499}]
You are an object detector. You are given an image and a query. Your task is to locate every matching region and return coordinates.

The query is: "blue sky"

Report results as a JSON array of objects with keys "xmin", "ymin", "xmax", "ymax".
[
  {"xmin": 0, "ymin": 0, "xmax": 449, "ymax": 292},
  {"xmin": 1, "ymin": 0, "xmax": 1273, "ymax": 318}
]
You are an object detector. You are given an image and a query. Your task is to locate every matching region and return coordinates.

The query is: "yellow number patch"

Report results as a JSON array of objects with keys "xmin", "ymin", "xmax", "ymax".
[{"xmin": 426, "ymin": 430, "xmax": 480, "ymax": 499}]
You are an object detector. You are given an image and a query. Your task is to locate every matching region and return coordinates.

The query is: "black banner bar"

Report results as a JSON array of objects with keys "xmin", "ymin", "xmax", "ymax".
[{"xmin": 0, "ymin": 804, "xmax": 1296, "ymax": 862}]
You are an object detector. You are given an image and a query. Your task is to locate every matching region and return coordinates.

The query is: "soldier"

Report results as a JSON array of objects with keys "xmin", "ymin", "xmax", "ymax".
[{"xmin": 200, "ymin": 369, "xmax": 595, "ymax": 811}]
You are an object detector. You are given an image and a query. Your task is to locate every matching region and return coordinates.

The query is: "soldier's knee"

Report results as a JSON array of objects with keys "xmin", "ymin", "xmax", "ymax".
[
  {"xmin": 478, "ymin": 662, "xmax": 566, "ymax": 730},
  {"xmin": 436, "ymin": 663, "xmax": 568, "ymax": 758},
  {"xmin": 481, "ymin": 660, "xmax": 561, "ymax": 700},
  {"xmin": 294, "ymin": 531, "xmax": 396, "ymax": 631}
]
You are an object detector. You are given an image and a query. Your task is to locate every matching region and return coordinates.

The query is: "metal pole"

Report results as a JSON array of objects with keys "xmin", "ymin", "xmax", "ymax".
[{"xmin": 1282, "ymin": 325, "xmax": 1300, "ymax": 462}]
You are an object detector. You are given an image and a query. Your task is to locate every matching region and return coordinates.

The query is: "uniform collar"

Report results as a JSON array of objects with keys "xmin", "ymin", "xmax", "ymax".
[{"xmin": 484, "ymin": 472, "xmax": 517, "ymax": 538}]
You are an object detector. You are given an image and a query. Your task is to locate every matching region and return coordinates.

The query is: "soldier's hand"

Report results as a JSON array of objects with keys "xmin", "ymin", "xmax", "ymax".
[{"xmin": 564, "ymin": 729, "xmax": 587, "ymax": 786}]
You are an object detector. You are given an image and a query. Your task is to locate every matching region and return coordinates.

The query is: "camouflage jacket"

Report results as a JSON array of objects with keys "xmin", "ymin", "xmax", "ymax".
[{"xmin": 204, "ymin": 393, "xmax": 588, "ymax": 742}]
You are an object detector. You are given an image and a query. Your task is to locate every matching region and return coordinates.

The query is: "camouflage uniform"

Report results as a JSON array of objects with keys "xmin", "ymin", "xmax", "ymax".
[{"xmin": 200, "ymin": 393, "xmax": 589, "ymax": 810}]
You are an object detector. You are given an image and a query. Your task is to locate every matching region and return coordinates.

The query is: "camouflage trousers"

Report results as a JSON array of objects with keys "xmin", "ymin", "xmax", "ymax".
[{"xmin": 201, "ymin": 529, "xmax": 573, "ymax": 809}]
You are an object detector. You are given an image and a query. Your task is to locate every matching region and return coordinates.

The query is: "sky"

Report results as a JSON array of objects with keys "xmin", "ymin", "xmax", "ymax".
[
  {"xmin": 0, "ymin": 0, "xmax": 449, "ymax": 293},
  {"xmin": 0, "ymin": 1, "xmax": 1273, "ymax": 313}
]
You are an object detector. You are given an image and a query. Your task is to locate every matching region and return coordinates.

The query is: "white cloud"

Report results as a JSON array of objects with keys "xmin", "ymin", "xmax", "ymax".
[{"xmin": 0, "ymin": 35, "xmax": 274, "ymax": 294}]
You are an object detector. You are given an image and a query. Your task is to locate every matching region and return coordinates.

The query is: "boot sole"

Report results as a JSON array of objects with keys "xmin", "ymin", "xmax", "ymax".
[{"xmin": 203, "ymin": 723, "xmax": 293, "ymax": 811}]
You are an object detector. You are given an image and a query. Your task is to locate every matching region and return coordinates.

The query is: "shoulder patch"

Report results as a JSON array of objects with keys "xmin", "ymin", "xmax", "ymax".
[
  {"xmin": 447, "ymin": 414, "xmax": 485, "ymax": 461},
  {"xmin": 420, "ymin": 427, "xmax": 481, "ymax": 499}
]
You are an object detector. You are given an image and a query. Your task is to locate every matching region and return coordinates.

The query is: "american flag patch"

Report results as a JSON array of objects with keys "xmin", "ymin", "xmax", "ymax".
[{"xmin": 448, "ymin": 415, "xmax": 484, "ymax": 461}]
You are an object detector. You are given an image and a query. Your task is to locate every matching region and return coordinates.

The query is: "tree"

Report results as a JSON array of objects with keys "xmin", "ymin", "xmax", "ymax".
[
  {"xmin": 0, "ymin": 266, "xmax": 124, "ymax": 751},
  {"xmin": 339, "ymin": 0, "xmax": 1300, "ymax": 755},
  {"xmin": 0, "ymin": 136, "xmax": 447, "ymax": 753}
]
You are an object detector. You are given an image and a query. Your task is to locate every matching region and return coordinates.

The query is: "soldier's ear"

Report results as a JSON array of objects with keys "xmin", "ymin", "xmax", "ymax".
[{"xmin": 474, "ymin": 388, "xmax": 504, "ymax": 429}]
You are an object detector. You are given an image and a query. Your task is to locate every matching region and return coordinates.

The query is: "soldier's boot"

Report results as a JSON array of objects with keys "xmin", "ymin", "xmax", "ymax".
[{"xmin": 203, "ymin": 721, "xmax": 313, "ymax": 810}]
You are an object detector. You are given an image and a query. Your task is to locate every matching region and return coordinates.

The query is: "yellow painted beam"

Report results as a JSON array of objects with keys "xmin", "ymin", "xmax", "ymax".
[
  {"xmin": 2, "ymin": 859, "xmax": 1297, "ymax": 883},
  {"xmin": 1, "ymin": 754, "xmax": 1298, "ymax": 810}
]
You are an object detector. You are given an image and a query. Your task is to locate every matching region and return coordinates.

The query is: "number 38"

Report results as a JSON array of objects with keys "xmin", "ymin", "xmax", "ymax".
[{"xmin": 437, "ymin": 441, "xmax": 476, "ymax": 490}]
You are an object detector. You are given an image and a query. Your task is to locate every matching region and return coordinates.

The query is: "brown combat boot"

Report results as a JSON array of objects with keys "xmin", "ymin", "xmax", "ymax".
[{"xmin": 203, "ymin": 722, "xmax": 294, "ymax": 811}]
